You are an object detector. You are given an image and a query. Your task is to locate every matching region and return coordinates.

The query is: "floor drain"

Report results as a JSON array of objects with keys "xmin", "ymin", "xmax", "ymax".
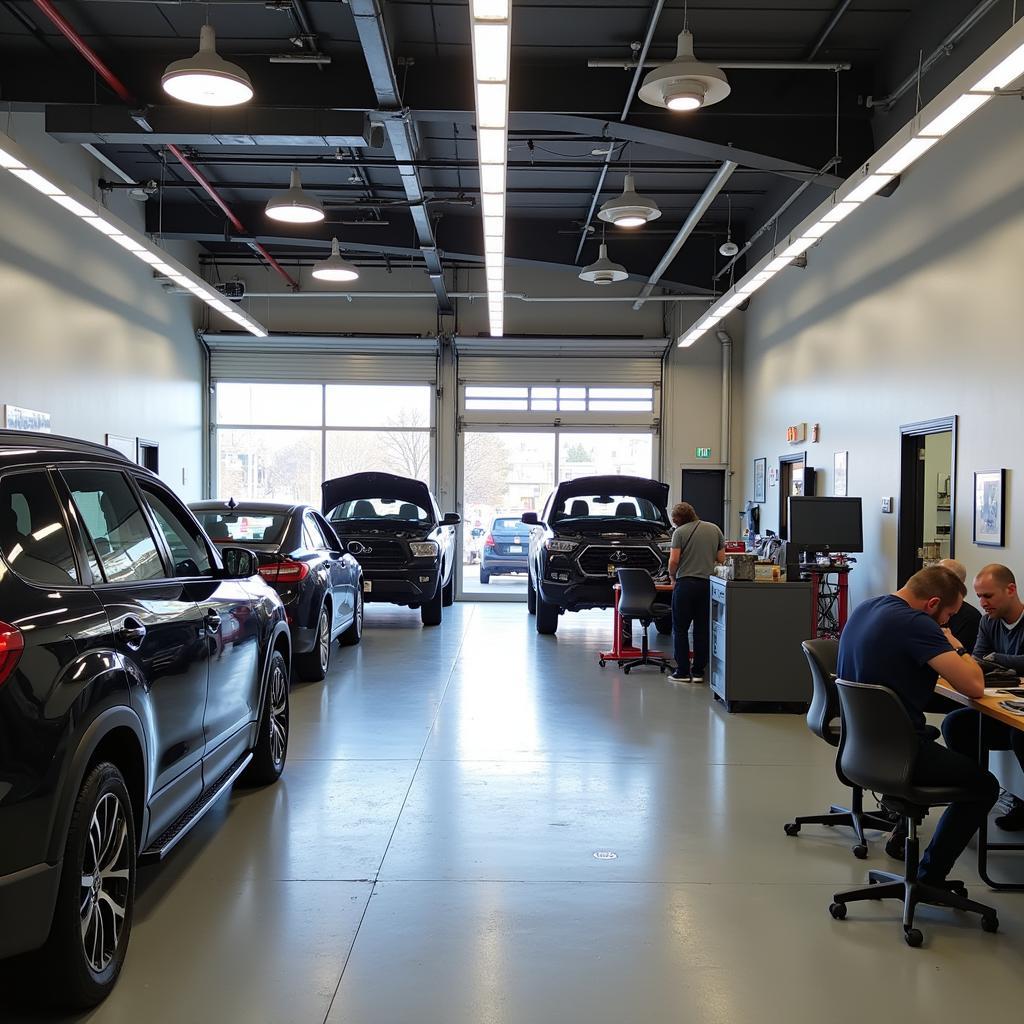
[{"xmin": 593, "ymin": 850, "xmax": 618, "ymax": 860}]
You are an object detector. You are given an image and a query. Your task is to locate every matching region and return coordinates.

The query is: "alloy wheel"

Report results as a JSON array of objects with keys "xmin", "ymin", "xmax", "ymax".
[
  {"xmin": 317, "ymin": 610, "xmax": 330, "ymax": 672},
  {"xmin": 268, "ymin": 660, "xmax": 289, "ymax": 769},
  {"xmin": 79, "ymin": 792, "xmax": 130, "ymax": 974}
]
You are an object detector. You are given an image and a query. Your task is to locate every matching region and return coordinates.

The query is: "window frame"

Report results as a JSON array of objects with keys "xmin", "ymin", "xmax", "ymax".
[{"xmin": 135, "ymin": 477, "xmax": 218, "ymax": 581}]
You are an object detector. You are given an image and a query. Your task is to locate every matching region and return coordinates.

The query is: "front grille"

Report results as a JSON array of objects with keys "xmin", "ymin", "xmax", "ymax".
[
  {"xmin": 351, "ymin": 539, "xmax": 407, "ymax": 569},
  {"xmin": 577, "ymin": 544, "xmax": 662, "ymax": 577}
]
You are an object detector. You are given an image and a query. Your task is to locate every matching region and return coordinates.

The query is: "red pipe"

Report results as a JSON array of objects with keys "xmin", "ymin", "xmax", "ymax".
[{"xmin": 31, "ymin": 0, "xmax": 299, "ymax": 291}]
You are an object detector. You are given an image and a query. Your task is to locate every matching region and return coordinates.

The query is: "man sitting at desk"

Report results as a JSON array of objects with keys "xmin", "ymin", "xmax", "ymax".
[
  {"xmin": 837, "ymin": 566, "xmax": 997, "ymax": 888},
  {"xmin": 943, "ymin": 563, "xmax": 1024, "ymax": 831},
  {"xmin": 939, "ymin": 558, "xmax": 982, "ymax": 653}
]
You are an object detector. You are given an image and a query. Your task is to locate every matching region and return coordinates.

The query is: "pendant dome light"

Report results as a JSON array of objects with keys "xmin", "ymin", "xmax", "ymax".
[
  {"xmin": 265, "ymin": 168, "xmax": 325, "ymax": 224},
  {"xmin": 719, "ymin": 194, "xmax": 739, "ymax": 257},
  {"xmin": 162, "ymin": 25, "xmax": 254, "ymax": 107},
  {"xmin": 638, "ymin": 29, "xmax": 730, "ymax": 112},
  {"xmin": 579, "ymin": 242, "xmax": 628, "ymax": 286},
  {"xmin": 312, "ymin": 238, "xmax": 360, "ymax": 282},
  {"xmin": 597, "ymin": 172, "xmax": 661, "ymax": 228}
]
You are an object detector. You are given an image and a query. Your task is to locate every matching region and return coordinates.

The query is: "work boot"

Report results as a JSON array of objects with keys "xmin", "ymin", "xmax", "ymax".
[{"xmin": 994, "ymin": 794, "xmax": 1024, "ymax": 831}]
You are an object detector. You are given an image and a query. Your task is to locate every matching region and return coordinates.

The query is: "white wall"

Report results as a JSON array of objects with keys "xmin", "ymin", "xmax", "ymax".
[
  {"xmin": 0, "ymin": 114, "xmax": 205, "ymax": 498},
  {"xmin": 731, "ymin": 91, "xmax": 1024, "ymax": 607}
]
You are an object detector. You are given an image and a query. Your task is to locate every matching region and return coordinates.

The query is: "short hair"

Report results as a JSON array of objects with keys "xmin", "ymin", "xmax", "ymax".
[
  {"xmin": 938, "ymin": 558, "xmax": 967, "ymax": 583},
  {"xmin": 976, "ymin": 563, "xmax": 1016, "ymax": 588},
  {"xmin": 671, "ymin": 501, "xmax": 697, "ymax": 526},
  {"xmin": 905, "ymin": 565, "xmax": 966, "ymax": 605}
]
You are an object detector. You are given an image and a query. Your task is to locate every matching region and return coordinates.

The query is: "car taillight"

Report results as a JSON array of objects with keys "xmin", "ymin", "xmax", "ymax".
[
  {"xmin": 258, "ymin": 560, "xmax": 310, "ymax": 584},
  {"xmin": 0, "ymin": 621, "xmax": 24, "ymax": 688},
  {"xmin": 484, "ymin": 533, "xmax": 496, "ymax": 548}
]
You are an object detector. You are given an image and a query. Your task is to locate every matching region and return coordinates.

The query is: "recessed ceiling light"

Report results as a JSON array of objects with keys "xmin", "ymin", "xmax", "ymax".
[
  {"xmin": 265, "ymin": 168, "xmax": 325, "ymax": 224},
  {"xmin": 162, "ymin": 25, "xmax": 254, "ymax": 107},
  {"xmin": 638, "ymin": 30, "xmax": 731, "ymax": 112}
]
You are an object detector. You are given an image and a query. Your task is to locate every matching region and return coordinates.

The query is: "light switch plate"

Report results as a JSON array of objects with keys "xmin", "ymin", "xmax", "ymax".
[{"xmin": 881, "ymin": 497, "xmax": 893, "ymax": 513}]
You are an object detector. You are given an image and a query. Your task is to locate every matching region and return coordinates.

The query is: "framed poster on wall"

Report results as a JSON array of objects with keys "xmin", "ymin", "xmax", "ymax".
[
  {"xmin": 974, "ymin": 469, "xmax": 1006, "ymax": 547},
  {"xmin": 753, "ymin": 457, "xmax": 766, "ymax": 503}
]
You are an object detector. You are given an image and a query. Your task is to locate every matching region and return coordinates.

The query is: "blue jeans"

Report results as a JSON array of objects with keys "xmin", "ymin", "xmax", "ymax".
[{"xmin": 672, "ymin": 577, "xmax": 710, "ymax": 675}]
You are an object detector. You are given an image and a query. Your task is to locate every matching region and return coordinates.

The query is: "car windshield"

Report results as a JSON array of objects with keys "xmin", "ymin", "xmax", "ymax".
[
  {"xmin": 492, "ymin": 518, "xmax": 525, "ymax": 531},
  {"xmin": 194, "ymin": 511, "xmax": 289, "ymax": 544},
  {"xmin": 329, "ymin": 497, "xmax": 431, "ymax": 524},
  {"xmin": 552, "ymin": 494, "xmax": 665, "ymax": 523}
]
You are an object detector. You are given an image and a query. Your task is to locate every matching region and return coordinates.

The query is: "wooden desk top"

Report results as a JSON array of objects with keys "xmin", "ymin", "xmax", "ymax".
[
  {"xmin": 613, "ymin": 581, "xmax": 674, "ymax": 592},
  {"xmin": 936, "ymin": 679, "xmax": 1024, "ymax": 731}
]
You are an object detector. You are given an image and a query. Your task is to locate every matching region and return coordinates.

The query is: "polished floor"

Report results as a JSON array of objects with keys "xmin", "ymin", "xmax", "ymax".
[{"xmin": 5, "ymin": 603, "xmax": 1024, "ymax": 1023}]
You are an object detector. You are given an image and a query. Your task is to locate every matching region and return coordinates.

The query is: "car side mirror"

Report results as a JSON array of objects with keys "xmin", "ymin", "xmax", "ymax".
[
  {"xmin": 220, "ymin": 545, "xmax": 259, "ymax": 580},
  {"xmin": 521, "ymin": 512, "xmax": 540, "ymax": 526},
  {"xmin": 442, "ymin": 512, "xmax": 461, "ymax": 526}
]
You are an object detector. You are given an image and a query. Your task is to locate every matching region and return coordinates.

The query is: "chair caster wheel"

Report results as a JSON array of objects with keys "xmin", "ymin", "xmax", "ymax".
[
  {"xmin": 982, "ymin": 915, "xmax": 999, "ymax": 934},
  {"xmin": 784, "ymin": 823, "xmax": 800, "ymax": 837},
  {"xmin": 904, "ymin": 927, "xmax": 923, "ymax": 947},
  {"xmin": 853, "ymin": 844, "xmax": 868, "ymax": 860},
  {"xmin": 623, "ymin": 666, "xmax": 630, "ymax": 675},
  {"xmin": 828, "ymin": 902, "xmax": 847, "ymax": 920},
  {"xmin": 599, "ymin": 659, "xmax": 606, "ymax": 667}
]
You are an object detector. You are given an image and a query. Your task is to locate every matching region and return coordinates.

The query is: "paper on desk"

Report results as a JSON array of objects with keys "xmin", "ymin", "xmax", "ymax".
[{"xmin": 984, "ymin": 686, "xmax": 1024, "ymax": 696}]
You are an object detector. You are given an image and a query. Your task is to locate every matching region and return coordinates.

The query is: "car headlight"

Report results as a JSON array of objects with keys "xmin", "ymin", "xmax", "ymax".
[
  {"xmin": 409, "ymin": 541, "xmax": 439, "ymax": 558},
  {"xmin": 658, "ymin": 542, "xmax": 672, "ymax": 553},
  {"xmin": 545, "ymin": 539, "xmax": 578, "ymax": 553}
]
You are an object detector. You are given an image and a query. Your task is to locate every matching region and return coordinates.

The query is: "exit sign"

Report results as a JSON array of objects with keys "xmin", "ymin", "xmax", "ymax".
[{"xmin": 695, "ymin": 447, "xmax": 712, "ymax": 459}]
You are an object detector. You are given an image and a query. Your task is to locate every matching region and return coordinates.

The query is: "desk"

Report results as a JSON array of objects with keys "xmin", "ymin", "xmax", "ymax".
[
  {"xmin": 936, "ymin": 679, "xmax": 1024, "ymax": 890},
  {"xmin": 598, "ymin": 582, "xmax": 673, "ymax": 667}
]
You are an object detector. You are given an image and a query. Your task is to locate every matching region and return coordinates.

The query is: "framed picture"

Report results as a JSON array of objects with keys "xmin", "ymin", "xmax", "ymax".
[
  {"xmin": 753, "ymin": 457, "xmax": 766, "ymax": 503},
  {"xmin": 974, "ymin": 469, "xmax": 1006, "ymax": 547},
  {"xmin": 834, "ymin": 451, "xmax": 848, "ymax": 497}
]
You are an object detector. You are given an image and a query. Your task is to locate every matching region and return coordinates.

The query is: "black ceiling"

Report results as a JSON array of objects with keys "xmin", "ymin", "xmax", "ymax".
[{"xmin": 0, "ymin": 0, "xmax": 1011, "ymax": 297}]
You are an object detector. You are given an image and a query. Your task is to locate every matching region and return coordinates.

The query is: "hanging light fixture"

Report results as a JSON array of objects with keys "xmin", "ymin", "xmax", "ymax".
[
  {"xmin": 579, "ymin": 241, "xmax": 628, "ymax": 286},
  {"xmin": 312, "ymin": 238, "xmax": 359, "ymax": 282},
  {"xmin": 597, "ymin": 173, "xmax": 661, "ymax": 228},
  {"xmin": 265, "ymin": 168, "xmax": 325, "ymax": 224},
  {"xmin": 638, "ymin": 29, "xmax": 730, "ymax": 112},
  {"xmin": 719, "ymin": 194, "xmax": 739, "ymax": 257},
  {"xmin": 162, "ymin": 25, "xmax": 254, "ymax": 107}
]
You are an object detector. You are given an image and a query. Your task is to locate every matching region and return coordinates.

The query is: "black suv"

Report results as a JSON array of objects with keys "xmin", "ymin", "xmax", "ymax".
[
  {"xmin": 0, "ymin": 431, "xmax": 290, "ymax": 1008},
  {"xmin": 324, "ymin": 472, "xmax": 460, "ymax": 626},
  {"xmin": 523, "ymin": 474, "xmax": 673, "ymax": 635}
]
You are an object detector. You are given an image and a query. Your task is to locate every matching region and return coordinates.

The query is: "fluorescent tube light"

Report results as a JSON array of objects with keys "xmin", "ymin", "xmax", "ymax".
[
  {"xmin": 918, "ymin": 93, "xmax": 990, "ymax": 137},
  {"xmin": 478, "ymin": 129, "xmax": 507, "ymax": 164},
  {"xmin": 844, "ymin": 174, "xmax": 894, "ymax": 202},
  {"xmin": 484, "ymin": 236, "xmax": 504, "ymax": 255},
  {"xmin": 801, "ymin": 220, "xmax": 837, "ymax": 240},
  {"xmin": 876, "ymin": 136, "xmax": 940, "ymax": 175},
  {"xmin": 974, "ymin": 42, "xmax": 1024, "ymax": 91},
  {"xmin": 49, "ymin": 194, "xmax": 94, "ymax": 217},
  {"xmin": 766, "ymin": 256, "xmax": 794, "ymax": 272},
  {"xmin": 718, "ymin": 294, "xmax": 745, "ymax": 313},
  {"xmin": 780, "ymin": 236, "xmax": 816, "ymax": 259},
  {"xmin": 480, "ymin": 163, "xmax": 505, "ymax": 193},
  {"xmin": 473, "ymin": 23, "xmax": 509, "ymax": 81},
  {"xmin": 81, "ymin": 217, "xmax": 123, "ymax": 237},
  {"xmin": 821, "ymin": 201, "xmax": 859, "ymax": 224},
  {"xmin": 9, "ymin": 168, "xmax": 64, "ymax": 196},
  {"xmin": 482, "ymin": 191, "xmax": 504, "ymax": 217},
  {"xmin": 483, "ymin": 214, "xmax": 504, "ymax": 236},
  {"xmin": 679, "ymin": 330, "xmax": 703, "ymax": 348},
  {"xmin": 472, "ymin": 0, "xmax": 509, "ymax": 19},
  {"xmin": 0, "ymin": 146, "xmax": 25, "ymax": 169},
  {"xmin": 134, "ymin": 251, "xmax": 163, "ymax": 266},
  {"xmin": 209, "ymin": 300, "xmax": 232, "ymax": 314},
  {"xmin": 109, "ymin": 234, "xmax": 147, "ymax": 253},
  {"xmin": 475, "ymin": 82, "xmax": 508, "ymax": 128}
]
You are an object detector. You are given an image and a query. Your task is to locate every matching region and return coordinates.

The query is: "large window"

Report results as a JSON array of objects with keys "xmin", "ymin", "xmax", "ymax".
[
  {"xmin": 465, "ymin": 385, "xmax": 654, "ymax": 414},
  {"xmin": 214, "ymin": 383, "xmax": 433, "ymax": 504}
]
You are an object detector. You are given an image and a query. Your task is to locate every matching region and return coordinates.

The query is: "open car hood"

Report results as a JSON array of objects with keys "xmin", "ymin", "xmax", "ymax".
[
  {"xmin": 552, "ymin": 474, "xmax": 669, "ymax": 508},
  {"xmin": 322, "ymin": 471, "xmax": 433, "ymax": 516}
]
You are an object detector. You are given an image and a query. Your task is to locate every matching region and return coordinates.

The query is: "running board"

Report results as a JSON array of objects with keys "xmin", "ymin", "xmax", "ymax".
[{"xmin": 139, "ymin": 753, "xmax": 252, "ymax": 864}]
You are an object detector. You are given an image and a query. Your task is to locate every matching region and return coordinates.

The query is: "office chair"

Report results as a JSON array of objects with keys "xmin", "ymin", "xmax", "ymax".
[
  {"xmin": 784, "ymin": 640, "xmax": 894, "ymax": 859},
  {"xmin": 615, "ymin": 568, "xmax": 673, "ymax": 675},
  {"xmin": 828, "ymin": 679, "xmax": 999, "ymax": 946}
]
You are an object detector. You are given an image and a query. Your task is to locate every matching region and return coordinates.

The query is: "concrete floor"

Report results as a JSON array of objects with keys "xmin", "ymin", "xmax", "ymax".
[{"xmin": 5, "ymin": 603, "xmax": 1024, "ymax": 1023}]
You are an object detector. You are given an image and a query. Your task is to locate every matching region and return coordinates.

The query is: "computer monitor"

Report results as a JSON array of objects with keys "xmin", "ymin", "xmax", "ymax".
[{"xmin": 787, "ymin": 496, "xmax": 863, "ymax": 553}]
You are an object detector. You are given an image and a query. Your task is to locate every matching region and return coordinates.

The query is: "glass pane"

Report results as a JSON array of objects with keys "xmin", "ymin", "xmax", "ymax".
[
  {"xmin": 466, "ymin": 386, "xmax": 529, "ymax": 398},
  {"xmin": 588, "ymin": 387, "xmax": 654, "ymax": 400},
  {"xmin": 531, "ymin": 387, "xmax": 557, "ymax": 399},
  {"xmin": 558, "ymin": 434, "xmax": 654, "ymax": 483},
  {"xmin": 328, "ymin": 497, "xmax": 430, "ymax": 524},
  {"xmin": 217, "ymin": 429, "xmax": 323, "ymax": 505},
  {"xmin": 531, "ymin": 399, "xmax": 557, "ymax": 411},
  {"xmin": 139, "ymin": 483, "xmax": 214, "ymax": 578},
  {"xmin": 325, "ymin": 385, "xmax": 432, "ymax": 428},
  {"xmin": 559, "ymin": 400, "xmax": 586, "ymax": 411},
  {"xmin": 0, "ymin": 471, "xmax": 78, "ymax": 584},
  {"xmin": 462, "ymin": 432, "xmax": 555, "ymax": 599},
  {"xmin": 589, "ymin": 399, "xmax": 654, "ymax": 412},
  {"xmin": 216, "ymin": 383, "xmax": 323, "ymax": 426},
  {"xmin": 466, "ymin": 399, "xmax": 529, "ymax": 411},
  {"xmin": 64, "ymin": 470, "xmax": 164, "ymax": 583},
  {"xmin": 193, "ymin": 509, "xmax": 289, "ymax": 545},
  {"xmin": 559, "ymin": 387, "xmax": 586, "ymax": 399},
  {"xmin": 326, "ymin": 430, "xmax": 431, "ymax": 485}
]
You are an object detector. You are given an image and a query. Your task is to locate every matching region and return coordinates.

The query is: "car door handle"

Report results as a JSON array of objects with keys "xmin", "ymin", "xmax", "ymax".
[
  {"xmin": 118, "ymin": 617, "xmax": 147, "ymax": 650},
  {"xmin": 204, "ymin": 610, "xmax": 222, "ymax": 633}
]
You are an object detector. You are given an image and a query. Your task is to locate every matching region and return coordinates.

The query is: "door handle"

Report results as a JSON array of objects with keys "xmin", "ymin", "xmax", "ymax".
[
  {"xmin": 118, "ymin": 617, "xmax": 147, "ymax": 650},
  {"xmin": 204, "ymin": 610, "xmax": 222, "ymax": 633}
]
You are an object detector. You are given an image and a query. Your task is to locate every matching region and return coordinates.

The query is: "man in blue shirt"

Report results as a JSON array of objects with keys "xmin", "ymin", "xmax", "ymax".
[
  {"xmin": 943, "ymin": 563, "xmax": 1024, "ymax": 830},
  {"xmin": 838, "ymin": 566, "xmax": 996, "ymax": 887}
]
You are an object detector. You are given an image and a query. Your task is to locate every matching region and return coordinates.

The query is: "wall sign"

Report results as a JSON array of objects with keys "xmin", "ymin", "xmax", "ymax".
[
  {"xmin": 695, "ymin": 447, "xmax": 712, "ymax": 460},
  {"xmin": 786, "ymin": 423, "xmax": 807, "ymax": 444},
  {"xmin": 4, "ymin": 405, "xmax": 51, "ymax": 432}
]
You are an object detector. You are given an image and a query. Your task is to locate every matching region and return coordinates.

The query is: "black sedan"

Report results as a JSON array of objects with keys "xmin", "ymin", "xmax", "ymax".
[
  {"xmin": 191, "ymin": 501, "xmax": 363, "ymax": 681},
  {"xmin": 324, "ymin": 472, "xmax": 459, "ymax": 626}
]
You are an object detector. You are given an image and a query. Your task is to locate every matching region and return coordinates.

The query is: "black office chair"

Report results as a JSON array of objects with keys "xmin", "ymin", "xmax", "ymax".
[
  {"xmin": 828, "ymin": 679, "xmax": 999, "ymax": 946},
  {"xmin": 784, "ymin": 640, "xmax": 893, "ymax": 858},
  {"xmin": 616, "ymin": 568, "xmax": 673, "ymax": 675}
]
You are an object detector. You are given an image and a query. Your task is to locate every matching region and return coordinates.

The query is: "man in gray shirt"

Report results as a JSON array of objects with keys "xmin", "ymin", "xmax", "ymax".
[{"xmin": 666, "ymin": 501, "xmax": 725, "ymax": 683}]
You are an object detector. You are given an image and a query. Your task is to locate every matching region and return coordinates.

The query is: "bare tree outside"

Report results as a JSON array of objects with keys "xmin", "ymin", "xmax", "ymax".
[{"xmin": 463, "ymin": 433, "xmax": 512, "ymax": 507}]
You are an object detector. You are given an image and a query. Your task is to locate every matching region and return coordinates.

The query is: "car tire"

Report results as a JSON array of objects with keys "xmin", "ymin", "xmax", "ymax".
[
  {"xmin": 421, "ymin": 588, "xmax": 443, "ymax": 626},
  {"xmin": 296, "ymin": 605, "xmax": 331, "ymax": 681},
  {"xmin": 527, "ymin": 573, "xmax": 537, "ymax": 614},
  {"xmin": 536, "ymin": 593, "xmax": 559, "ymax": 635},
  {"xmin": 442, "ymin": 571, "xmax": 455, "ymax": 607},
  {"xmin": 656, "ymin": 615, "xmax": 673, "ymax": 637},
  {"xmin": 479, "ymin": 570, "xmax": 490, "ymax": 584},
  {"xmin": 43, "ymin": 762, "xmax": 136, "ymax": 1010},
  {"xmin": 244, "ymin": 649, "xmax": 289, "ymax": 785},
  {"xmin": 339, "ymin": 589, "xmax": 363, "ymax": 646}
]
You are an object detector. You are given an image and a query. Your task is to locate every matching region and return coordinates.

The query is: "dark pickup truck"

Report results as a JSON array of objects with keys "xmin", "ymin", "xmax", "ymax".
[
  {"xmin": 523, "ymin": 474, "xmax": 673, "ymax": 635},
  {"xmin": 323, "ymin": 472, "xmax": 459, "ymax": 626}
]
